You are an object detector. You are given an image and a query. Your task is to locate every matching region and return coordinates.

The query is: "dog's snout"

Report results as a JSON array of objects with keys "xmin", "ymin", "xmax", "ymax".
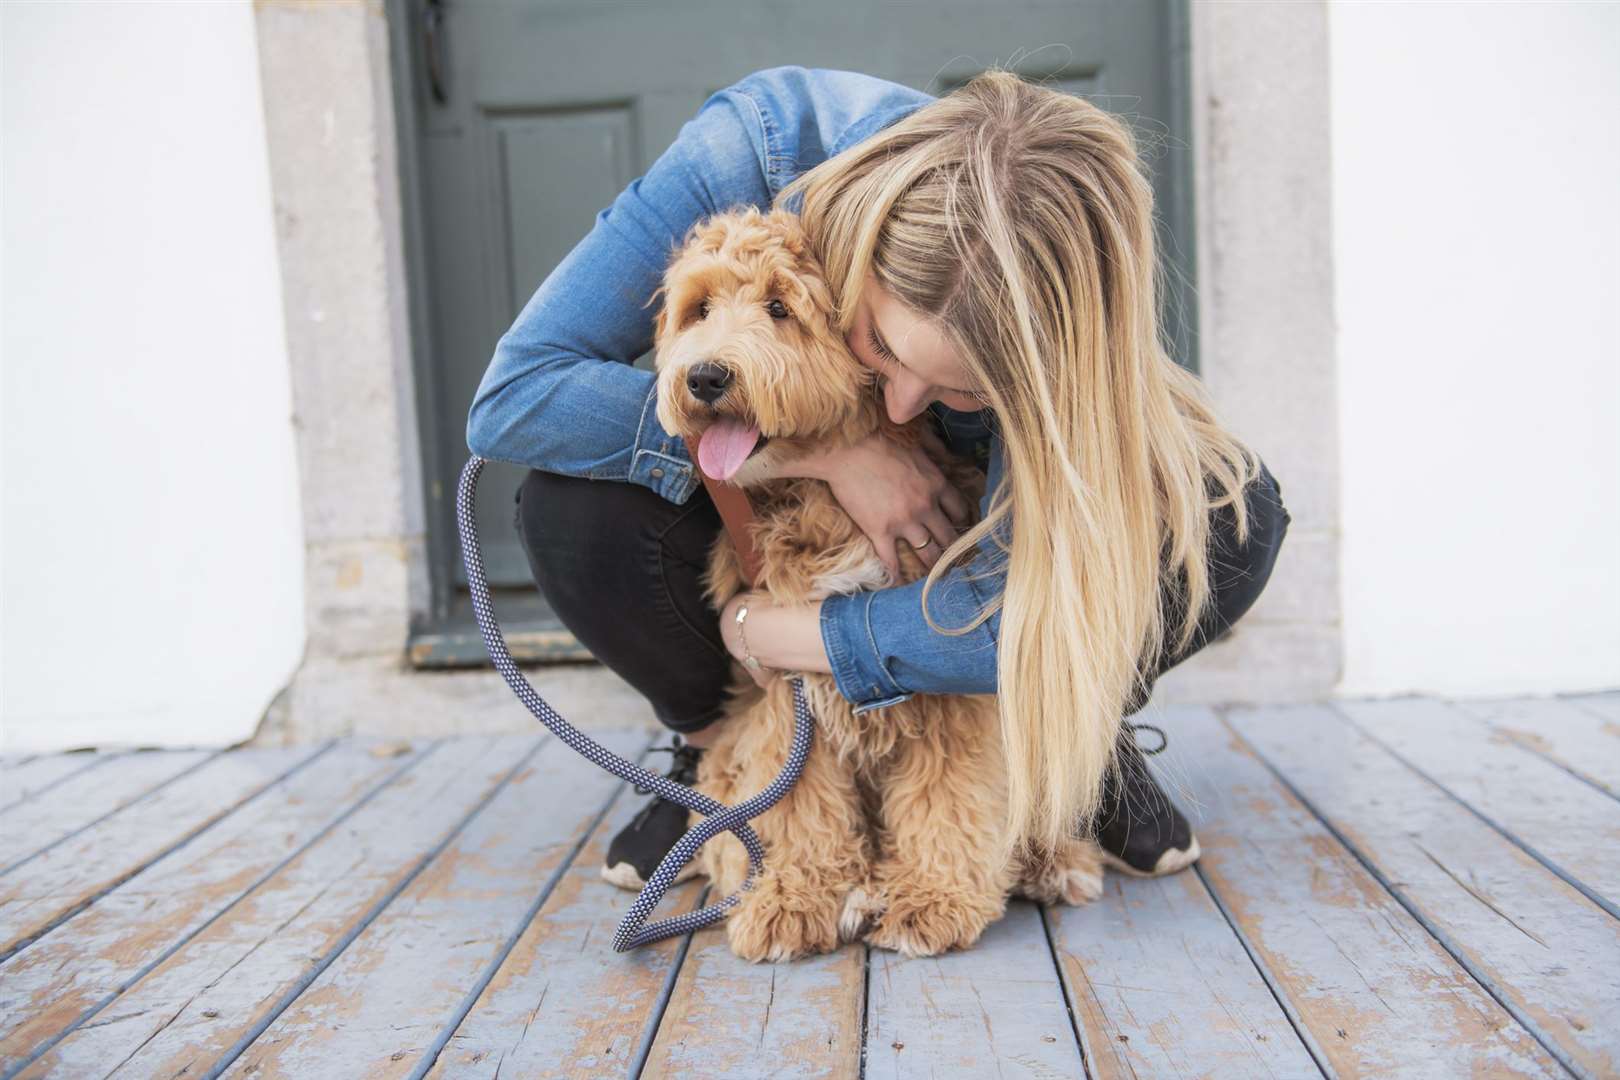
[{"xmin": 686, "ymin": 362, "xmax": 734, "ymax": 405}]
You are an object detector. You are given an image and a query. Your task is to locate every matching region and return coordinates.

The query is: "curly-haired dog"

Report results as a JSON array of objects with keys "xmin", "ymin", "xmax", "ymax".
[{"xmin": 651, "ymin": 207, "xmax": 1104, "ymax": 962}]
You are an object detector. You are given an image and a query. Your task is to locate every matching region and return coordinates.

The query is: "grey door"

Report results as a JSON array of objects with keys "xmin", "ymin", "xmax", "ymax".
[{"xmin": 388, "ymin": 0, "xmax": 1194, "ymax": 661}]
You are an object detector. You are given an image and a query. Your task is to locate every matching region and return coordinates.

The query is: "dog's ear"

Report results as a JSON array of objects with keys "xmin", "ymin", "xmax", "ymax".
[
  {"xmin": 765, "ymin": 217, "xmax": 838, "ymax": 332},
  {"xmin": 765, "ymin": 208, "xmax": 815, "ymax": 264},
  {"xmin": 646, "ymin": 280, "xmax": 674, "ymax": 348}
]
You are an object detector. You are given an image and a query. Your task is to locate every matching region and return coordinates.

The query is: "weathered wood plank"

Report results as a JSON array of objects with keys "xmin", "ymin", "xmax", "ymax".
[
  {"xmin": 0, "ymin": 746, "xmax": 318, "ymax": 963},
  {"xmin": 643, "ymin": 923, "xmax": 863, "ymax": 1077},
  {"xmin": 863, "ymin": 901, "xmax": 1082, "ymax": 1080},
  {"xmin": 1341, "ymin": 697, "xmax": 1620, "ymax": 910},
  {"xmin": 1454, "ymin": 696, "xmax": 1620, "ymax": 799},
  {"xmin": 1234, "ymin": 703, "xmax": 1620, "ymax": 1079},
  {"xmin": 1050, "ymin": 859, "xmax": 1320, "ymax": 1078},
  {"xmin": 0, "ymin": 740, "xmax": 421, "ymax": 1069},
  {"xmin": 0, "ymin": 750, "xmax": 214, "ymax": 872},
  {"xmin": 220, "ymin": 731, "xmax": 648, "ymax": 1079},
  {"xmin": 0, "ymin": 754, "xmax": 120, "ymax": 814},
  {"xmin": 1568, "ymin": 691, "xmax": 1620, "ymax": 725},
  {"xmin": 14, "ymin": 735, "xmax": 541, "ymax": 1079},
  {"xmin": 1176, "ymin": 707, "xmax": 1562, "ymax": 1078},
  {"xmin": 424, "ymin": 790, "xmax": 704, "ymax": 1078}
]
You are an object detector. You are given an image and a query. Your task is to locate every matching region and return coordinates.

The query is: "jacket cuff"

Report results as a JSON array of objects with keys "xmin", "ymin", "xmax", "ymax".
[
  {"xmin": 819, "ymin": 590, "xmax": 916, "ymax": 714},
  {"xmin": 628, "ymin": 378, "xmax": 701, "ymax": 504}
]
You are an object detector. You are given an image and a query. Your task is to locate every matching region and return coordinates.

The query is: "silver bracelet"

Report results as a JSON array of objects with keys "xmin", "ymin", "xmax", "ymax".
[{"xmin": 734, "ymin": 603, "xmax": 762, "ymax": 671}]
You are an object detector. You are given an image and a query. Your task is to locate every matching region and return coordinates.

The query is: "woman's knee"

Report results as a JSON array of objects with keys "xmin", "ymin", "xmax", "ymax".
[
  {"xmin": 1208, "ymin": 459, "xmax": 1292, "ymax": 627},
  {"xmin": 514, "ymin": 470, "xmax": 665, "ymax": 591}
]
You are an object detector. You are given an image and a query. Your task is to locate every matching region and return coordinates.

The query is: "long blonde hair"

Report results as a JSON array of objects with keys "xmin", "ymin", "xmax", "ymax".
[{"xmin": 777, "ymin": 69, "xmax": 1261, "ymax": 854}]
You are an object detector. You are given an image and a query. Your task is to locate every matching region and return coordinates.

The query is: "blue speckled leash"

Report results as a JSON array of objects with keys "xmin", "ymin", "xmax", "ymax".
[{"xmin": 456, "ymin": 456, "xmax": 815, "ymax": 951}]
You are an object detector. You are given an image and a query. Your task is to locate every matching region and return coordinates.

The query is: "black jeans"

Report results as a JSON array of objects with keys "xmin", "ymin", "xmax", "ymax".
[{"xmin": 514, "ymin": 459, "xmax": 1291, "ymax": 735}]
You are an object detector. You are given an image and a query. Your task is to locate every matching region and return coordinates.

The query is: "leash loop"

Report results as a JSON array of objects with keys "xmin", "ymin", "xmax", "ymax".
[{"xmin": 456, "ymin": 456, "xmax": 814, "ymax": 950}]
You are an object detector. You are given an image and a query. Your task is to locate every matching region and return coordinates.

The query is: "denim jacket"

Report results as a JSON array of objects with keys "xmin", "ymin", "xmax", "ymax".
[{"xmin": 467, "ymin": 65, "xmax": 1011, "ymax": 713}]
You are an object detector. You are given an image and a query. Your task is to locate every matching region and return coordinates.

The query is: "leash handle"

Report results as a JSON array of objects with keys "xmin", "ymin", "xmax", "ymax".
[{"xmin": 456, "ymin": 456, "xmax": 814, "ymax": 950}]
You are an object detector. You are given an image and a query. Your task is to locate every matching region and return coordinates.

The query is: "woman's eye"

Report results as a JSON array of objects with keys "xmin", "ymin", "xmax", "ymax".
[
  {"xmin": 866, "ymin": 324, "xmax": 895, "ymax": 361},
  {"xmin": 766, "ymin": 298, "xmax": 789, "ymax": 320}
]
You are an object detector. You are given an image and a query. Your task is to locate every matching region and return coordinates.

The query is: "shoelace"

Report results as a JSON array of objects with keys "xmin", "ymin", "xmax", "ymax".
[{"xmin": 632, "ymin": 741, "xmax": 702, "ymax": 796}]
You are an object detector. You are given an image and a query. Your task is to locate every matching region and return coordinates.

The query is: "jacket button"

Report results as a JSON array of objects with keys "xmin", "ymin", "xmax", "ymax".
[{"xmin": 650, "ymin": 467, "xmax": 665, "ymax": 479}]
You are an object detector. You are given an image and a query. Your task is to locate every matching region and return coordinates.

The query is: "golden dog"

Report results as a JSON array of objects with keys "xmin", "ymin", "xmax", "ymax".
[{"xmin": 651, "ymin": 207, "xmax": 1103, "ymax": 962}]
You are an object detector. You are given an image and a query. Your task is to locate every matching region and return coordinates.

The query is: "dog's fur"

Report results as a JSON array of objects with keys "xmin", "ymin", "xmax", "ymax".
[{"xmin": 651, "ymin": 207, "xmax": 1103, "ymax": 962}]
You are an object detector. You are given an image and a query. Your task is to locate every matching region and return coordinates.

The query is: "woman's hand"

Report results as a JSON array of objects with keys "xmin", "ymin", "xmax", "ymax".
[{"xmin": 780, "ymin": 429, "xmax": 972, "ymax": 579}]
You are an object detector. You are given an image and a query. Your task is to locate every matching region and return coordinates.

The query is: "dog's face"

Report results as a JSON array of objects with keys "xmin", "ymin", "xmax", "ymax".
[{"xmin": 652, "ymin": 208, "xmax": 882, "ymax": 488}]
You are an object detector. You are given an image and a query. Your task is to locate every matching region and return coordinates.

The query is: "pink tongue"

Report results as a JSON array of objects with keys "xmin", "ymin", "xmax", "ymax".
[{"xmin": 697, "ymin": 418, "xmax": 762, "ymax": 481}]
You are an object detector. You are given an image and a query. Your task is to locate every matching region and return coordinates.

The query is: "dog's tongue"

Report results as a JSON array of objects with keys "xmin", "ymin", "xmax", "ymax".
[{"xmin": 697, "ymin": 418, "xmax": 761, "ymax": 481}]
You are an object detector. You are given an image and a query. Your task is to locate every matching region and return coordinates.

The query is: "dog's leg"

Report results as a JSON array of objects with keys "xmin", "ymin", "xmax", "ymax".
[
  {"xmin": 696, "ymin": 679, "xmax": 869, "ymax": 963},
  {"xmin": 1011, "ymin": 837, "xmax": 1106, "ymax": 906},
  {"xmin": 865, "ymin": 701, "xmax": 1015, "ymax": 958}
]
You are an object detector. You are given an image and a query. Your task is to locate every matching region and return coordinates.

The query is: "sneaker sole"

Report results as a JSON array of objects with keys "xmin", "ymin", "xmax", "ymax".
[
  {"xmin": 601, "ymin": 859, "xmax": 702, "ymax": 893},
  {"xmin": 1099, "ymin": 834, "xmax": 1202, "ymax": 879}
]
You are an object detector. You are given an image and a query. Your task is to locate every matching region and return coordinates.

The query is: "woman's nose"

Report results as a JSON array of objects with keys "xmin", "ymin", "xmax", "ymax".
[{"xmin": 883, "ymin": 369, "xmax": 933, "ymax": 423}]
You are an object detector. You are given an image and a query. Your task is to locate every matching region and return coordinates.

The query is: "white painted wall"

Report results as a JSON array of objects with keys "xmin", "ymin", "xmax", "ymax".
[
  {"xmin": 1330, "ymin": 1, "xmax": 1620, "ymax": 697},
  {"xmin": 1, "ymin": 1, "xmax": 305, "ymax": 749}
]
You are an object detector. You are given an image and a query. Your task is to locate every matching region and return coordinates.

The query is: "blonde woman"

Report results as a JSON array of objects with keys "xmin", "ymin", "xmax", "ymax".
[{"xmin": 468, "ymin": 66, "xmax": 1290, "ymax": 890}]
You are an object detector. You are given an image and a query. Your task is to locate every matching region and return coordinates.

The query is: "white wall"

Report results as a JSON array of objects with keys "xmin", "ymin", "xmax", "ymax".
[
  {"xmin": 1, "ymin": 1, "xmax": 306, "ymax": 749},
  {"xmin": 1331, "ymin": 1, "xmax": 1620, "ymax": 697}
]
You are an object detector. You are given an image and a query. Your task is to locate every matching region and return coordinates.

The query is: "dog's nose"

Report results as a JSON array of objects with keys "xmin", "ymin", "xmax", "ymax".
[{"xmin": 686, "ymin": 362, "xmax": 734, "ymax": 405}]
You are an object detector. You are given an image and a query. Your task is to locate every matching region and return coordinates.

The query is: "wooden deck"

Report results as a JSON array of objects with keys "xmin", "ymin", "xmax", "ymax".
[{"xmin": 1, "ymin": 694, "xmax": 1616, "ymax": 1079}]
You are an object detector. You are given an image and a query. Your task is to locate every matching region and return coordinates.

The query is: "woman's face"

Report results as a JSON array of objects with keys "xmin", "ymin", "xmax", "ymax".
[{"xmin": 848, "ymin": 273, "xmax": 987, "ymax": 422}]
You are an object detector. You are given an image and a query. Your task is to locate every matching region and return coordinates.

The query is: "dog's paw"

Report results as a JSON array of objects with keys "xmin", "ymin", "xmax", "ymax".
[
  {"xmin": 1014, "ymin": 839, "xmax": 1106, "ymax": 906},
  {"xmin": 837, "ymin": 886, "xmax": 882, "ymax": 942},
  {"xmin": 864, "ymin": 889, "xmax": 1003, "ymax": 958},
  {"xmin": 726, "ymin": 875, "xmax": 842, "ymax": 963}
]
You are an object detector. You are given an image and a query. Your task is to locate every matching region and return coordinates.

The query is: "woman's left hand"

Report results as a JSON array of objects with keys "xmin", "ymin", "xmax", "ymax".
[{"xmin": 719, "ymin": 590, "xmax": 775, "ymax": 687}]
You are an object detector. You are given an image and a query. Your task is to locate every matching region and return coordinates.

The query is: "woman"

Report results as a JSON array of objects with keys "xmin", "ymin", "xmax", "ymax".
[{"xmin": 468, "ymin": 66, "xmax": 1290, "ymax": 891}]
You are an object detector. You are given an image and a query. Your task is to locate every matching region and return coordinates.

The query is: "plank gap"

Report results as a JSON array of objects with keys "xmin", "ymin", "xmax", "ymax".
[
  {"xmin": 857, "ymin": 942, "xmax": 871, "ymax": 1080},
  {"xmin": 630, "ymin": 882, "xmax": 712, "ymax": 1079},
  {"xmin": 1036, "ymin": 902, "xmax": 1094, "ymax": 1080}
]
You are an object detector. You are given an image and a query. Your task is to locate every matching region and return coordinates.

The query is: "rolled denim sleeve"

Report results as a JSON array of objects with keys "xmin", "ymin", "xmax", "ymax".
[
  {"xmin": 819, "ymin": 433, "xmax": 1010, "ymax": 713},
  {"xmin": 464, "ymin": 84, "xmax": 772, "ymax": 505}
]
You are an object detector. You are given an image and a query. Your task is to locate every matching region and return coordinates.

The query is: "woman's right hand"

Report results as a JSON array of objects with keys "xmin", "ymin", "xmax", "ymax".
[{"xmin": 783, "ymin": 429, "xmax": 973, "ymax": 579}]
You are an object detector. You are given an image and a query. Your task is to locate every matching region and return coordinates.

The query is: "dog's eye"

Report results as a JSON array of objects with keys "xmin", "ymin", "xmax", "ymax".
[
  {"xmin": 696, "ymin": 299, "xmax": 711, "ymax": 320},
  {"xmin": 765, "ymin": 298, "xmax": 790, "ymax": 320}
]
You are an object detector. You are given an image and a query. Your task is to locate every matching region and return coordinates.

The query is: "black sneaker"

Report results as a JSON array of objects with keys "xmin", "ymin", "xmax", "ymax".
[
  {"xmin": 1092, "ymin": 721, "xmax": 1201, "ymax": 877},
  {"xmin": 602, "ymin": 738, "xmax": 707, "ymax": 892}
]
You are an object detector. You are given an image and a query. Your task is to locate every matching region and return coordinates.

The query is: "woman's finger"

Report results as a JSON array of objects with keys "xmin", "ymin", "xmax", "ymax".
[
  {"xmin": 924, "ymin": 508, "xmax": 959, "ymax": 557},
  {"xmin": 875, "ymin": 535, "xmax": 901, "ymax": 582},
  {"xmin": 904, "ymin": 532, "xmax": 939, "ymax": 570},
  {"xmin": 940, "ymin": 487, "xmax": 973, "ymax": 526},
  {"xmin": 915, "ymin": 424, "xmax": 949, "ymax": 458}
]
